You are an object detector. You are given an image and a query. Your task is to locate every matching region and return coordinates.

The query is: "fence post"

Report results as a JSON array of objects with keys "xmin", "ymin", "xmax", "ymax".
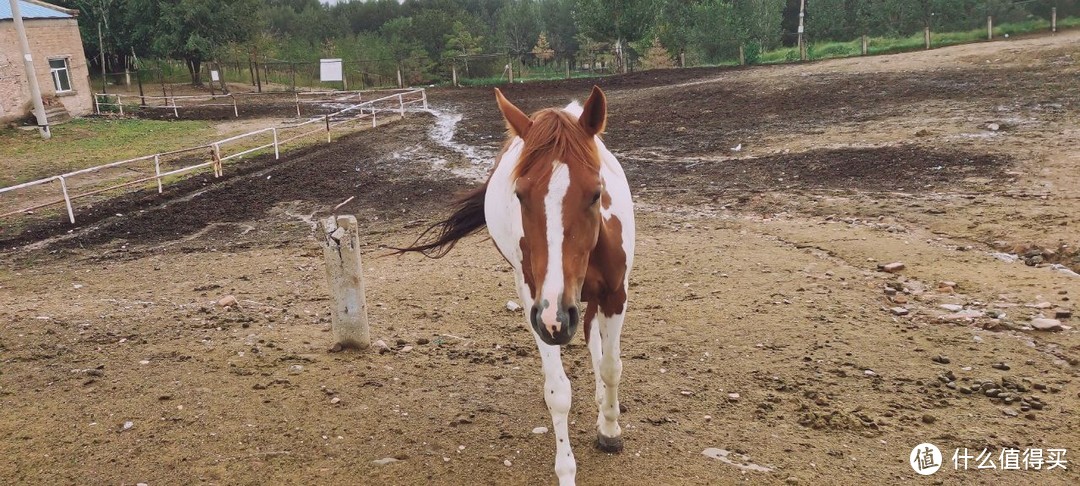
[
  {"xmin": 421, "ymin": 89, "xmax": 428, "ymax": 110},
  {"xmin": 117, "ymin": 95, "xmax": 124, "ymax": 116},
  {"xmin": 154, "ymin": 154, "xmax": 162, "ymax": 193},
  {"xmin": 295, "ymin": 92, "xmax": 301, "ymax": 117},
  {"xmin": 318, "ymin": 215, "xmax": 370, "ymax": 351},
  {"xmin": 924, "ymin": 26, "xmax": 931, "ymax": 49},
  {"xmin": 94, "ymin": 94, "xmax": 100, "ymax": 115},
  {"xmin": 372, "ymin": 110, "xmax": 377, "ymax": 128},
  {"xmin": 452, "ymin": 64, "xmax": 458, "ymax": 87},
  {"xmin": 272, "ymin": 128, "xmax": 280, "ymax": 159},
  {"xmin": 171, "ymin": 97, "xmax": 178, "ymax": 118},
  {"xmin": 1052, "ymin": 7, "xmax": 1057, "ymax": 33},
  {"xmin": 212, "ymin": 143, "xmax": 222, "ymax": 177},
  {"xmin": 862, "ymin": 35, "xmax": 869, "ymax": 55},
  {"xmin": 325, "ymin": 114, "xmax": 331, "ymax": 143},
  {"xmin": 396, "ymin": 65, "xmax": 403, "ymax": 88},
  {"xmin": 232, "ymin": 95, "xmax": 238, "ymax": 118},
  {"xmin": 398, "ymin": 93, "xmax": 405, "ymax": 117},
  {"xmin": 57, "ymin": 176, "xmax": 75, "ymax": 224},
  {"xmin": 738, "ymin": 45, "xmax": 745, "ymax": 65}
]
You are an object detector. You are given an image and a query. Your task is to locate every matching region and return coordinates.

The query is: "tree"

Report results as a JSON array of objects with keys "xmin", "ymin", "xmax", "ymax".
[
  {"xmin": 498, "ymin": 0, "xmax": 541, "ymax": 74},
  {"xmin": 640, "ymin": 37, "xmax": 674, "ymax": 69},
  {"xmin": 126, "ymin": 0, "xmax": 260, "ymax": 85},
  {"xmin": 575, "ymin": 0, "xmax": 659, "ymax": 73},
  {"xmin": 532, "ymin": 32, "xmax": 555, "ymax": 64},
  {"xmin": 537, "ymin": 0, "xmax": 579, "ymax": 66},
  {"xmin": 443, "ymin": 20, "xmax": 484, "ymax": 75}
]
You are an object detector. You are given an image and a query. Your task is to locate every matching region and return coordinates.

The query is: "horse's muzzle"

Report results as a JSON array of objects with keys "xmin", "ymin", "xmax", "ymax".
[{"xmin": 531, "ymin": 303, "xmax": 579, "ymax": 346}]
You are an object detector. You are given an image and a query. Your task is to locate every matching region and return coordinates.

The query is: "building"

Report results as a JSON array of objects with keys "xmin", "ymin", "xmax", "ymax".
[{"xmin": 0, "ymin": 0, "xmax": 92, "ymax": 124}]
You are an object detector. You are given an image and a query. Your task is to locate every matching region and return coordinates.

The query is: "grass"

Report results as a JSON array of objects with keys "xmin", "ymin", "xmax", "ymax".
[
  {"xmin": 0, "ymin": 118, "xmax": 214, "ymax": 186},
  {"xmin": 757, "ymin": 17, "xmax": 1077, "ymax": 64}
]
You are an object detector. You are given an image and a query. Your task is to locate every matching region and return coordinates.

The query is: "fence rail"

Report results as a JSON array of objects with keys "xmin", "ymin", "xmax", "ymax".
[{"xmin": 1, "ymin": 89, "xmax": 428, "ymax": 227}]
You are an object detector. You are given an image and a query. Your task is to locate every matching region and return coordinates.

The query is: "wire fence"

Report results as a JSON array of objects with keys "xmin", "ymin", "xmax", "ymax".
[{"xmin": 0, "ymin": 89, "xmax": 427, "ymax": 231}]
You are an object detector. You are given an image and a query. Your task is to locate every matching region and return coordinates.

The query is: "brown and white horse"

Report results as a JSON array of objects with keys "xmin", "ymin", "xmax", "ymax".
[{"xmin": 395, "ymin": 86, "xmax": 635, "ymax": 485}]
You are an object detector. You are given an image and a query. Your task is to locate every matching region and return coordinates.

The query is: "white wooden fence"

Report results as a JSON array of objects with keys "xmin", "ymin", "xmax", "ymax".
[{"xmin": 1, "ymin": 89, "xmax": 428, "ymax": 225}]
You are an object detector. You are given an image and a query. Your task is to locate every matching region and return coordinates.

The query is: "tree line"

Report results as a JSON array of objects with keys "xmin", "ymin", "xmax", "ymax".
[{"xmin": 55, "ymin": 0, "xmax": 1078, "ymax": 85}]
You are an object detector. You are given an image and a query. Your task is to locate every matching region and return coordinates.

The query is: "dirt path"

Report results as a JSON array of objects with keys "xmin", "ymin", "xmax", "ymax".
[{"xmin": 1, "ymin": 32, "xmax": 1078, "ymax": 485}]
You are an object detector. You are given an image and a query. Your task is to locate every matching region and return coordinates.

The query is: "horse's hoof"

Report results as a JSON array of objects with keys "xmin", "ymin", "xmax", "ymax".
[{"xmin": 596, "ymin": 433, "xmax": 623, "ymax": 453}]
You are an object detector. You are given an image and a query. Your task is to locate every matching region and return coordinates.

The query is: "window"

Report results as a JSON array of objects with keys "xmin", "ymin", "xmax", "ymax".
[{"xmin": 49, "ymin": 58, "xmax": 72, "ymax": 93}]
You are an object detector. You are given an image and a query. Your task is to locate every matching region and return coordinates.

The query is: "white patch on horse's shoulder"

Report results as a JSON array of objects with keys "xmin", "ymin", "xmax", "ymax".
[{"xmin": 563, "ymin": 101, "xmax": 583, "ymax": 117}]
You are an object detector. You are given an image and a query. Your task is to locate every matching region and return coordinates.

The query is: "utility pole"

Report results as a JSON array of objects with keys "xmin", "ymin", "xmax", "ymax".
[
  {"xmin": 798, "ymin": 0, "xmax": 807, "ymax": 61},
  {"xmin": 10, "ymin": 0, "xmax": 51, "ymax": 139}
]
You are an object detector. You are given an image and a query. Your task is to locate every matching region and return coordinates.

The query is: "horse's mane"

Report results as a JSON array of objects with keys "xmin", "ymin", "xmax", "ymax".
[{"xmin": 513, "ymin": 108, "xmax": 599, "ymax": 179}]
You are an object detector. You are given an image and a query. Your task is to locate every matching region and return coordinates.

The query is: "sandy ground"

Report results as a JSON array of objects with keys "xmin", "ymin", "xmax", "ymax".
[{"xmin": 2, "ymin": 32, "xmax": 1079, "ymax": 485}]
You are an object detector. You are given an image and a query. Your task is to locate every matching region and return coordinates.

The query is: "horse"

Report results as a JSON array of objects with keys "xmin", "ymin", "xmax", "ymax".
[{"xmin": 394, "ymin": 86, "xmax": 635, "ymax": 485}]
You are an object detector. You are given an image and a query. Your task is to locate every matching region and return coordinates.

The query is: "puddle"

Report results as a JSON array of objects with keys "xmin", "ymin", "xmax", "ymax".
[{"xmin": 426, "ymin": 108, "xmax": 495, "ymax": 180}]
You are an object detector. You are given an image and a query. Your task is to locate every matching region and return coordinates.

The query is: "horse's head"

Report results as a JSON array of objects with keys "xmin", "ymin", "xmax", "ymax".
[{"xmin": 495, "ymin": 86, "xmax": 608, "ymax": 346}]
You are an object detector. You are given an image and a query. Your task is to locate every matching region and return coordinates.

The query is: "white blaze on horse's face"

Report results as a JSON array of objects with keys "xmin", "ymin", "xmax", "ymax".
[{"xmin": 496, "ymin": 88, "xmax": 607, "ymax": 346}]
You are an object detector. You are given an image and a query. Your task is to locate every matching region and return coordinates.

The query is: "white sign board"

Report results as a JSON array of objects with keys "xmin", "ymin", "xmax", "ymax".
[
  {"xmin": 321, "ymin": 59, "xmax": 343, "ymax": 82},
  {"xmin": 210, "ymin": 70, "xmax": 220, "ymax": 82}
]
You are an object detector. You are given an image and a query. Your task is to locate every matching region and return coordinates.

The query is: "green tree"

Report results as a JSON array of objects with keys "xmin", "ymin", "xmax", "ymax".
[
  {"xmin": 126, "ymin": 0, "xmax": 260, "ymax": 85},
  {"xmin": 575, "ymin": 0, "xmax": 660, "ymax": 73}
]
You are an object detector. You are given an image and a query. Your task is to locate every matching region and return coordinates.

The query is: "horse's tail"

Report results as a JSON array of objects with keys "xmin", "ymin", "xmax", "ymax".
[{"xmin": 389, "ymin": 182, "xmax": 488, "ymax": 258}]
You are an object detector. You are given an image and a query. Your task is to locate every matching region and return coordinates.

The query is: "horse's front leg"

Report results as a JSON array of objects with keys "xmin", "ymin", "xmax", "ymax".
[
  {"xmin": 594, "ymin": 308, "xmax": 625, "ymax": 452},
  {"xmin": 533, "ymin": 331, "xmax": 576, "ymax": 484},
  {"xmin": 515, "ymin": 272, "xmax": 576, "ymax": 484}
]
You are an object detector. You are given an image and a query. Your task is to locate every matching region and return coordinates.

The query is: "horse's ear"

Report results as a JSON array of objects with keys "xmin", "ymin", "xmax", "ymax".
[
  {"xmin": 578, "ymin": 85, "xmax": 607, "ymax": 136},
  {"xmin": 494, "ymin": 88, "xmax": 532, "ymax": 137}
]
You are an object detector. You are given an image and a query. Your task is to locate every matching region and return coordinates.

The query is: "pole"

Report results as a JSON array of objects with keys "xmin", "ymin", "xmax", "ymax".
[
  {"xmin": 798, "ymin": 0, "xmax": 807, "ymax": 61},
  {"xmin": 924, "ymin": 26, "xmax": 931, "ymax": 50},
  {"xmin": 133, "ymin": 48, "xmax": 145, "ymax": 107},
  {"xmin": 318, "ymin": 215, "xmax": 371, "ymax": 350},
  {"xmin": 97, "ymin": 22, "xmax": 107, "ymax": 94},
  {"xmin": 452, "ymin": 64, "xmax": 458, "ymax": 87},
  {"xmin": 987, "ymin": 16, "xmax": 993, "ymax": 40},
  {"xmin": 58, "ymin": 176, "xmax": 74, "ymax": 223},
  {"xmin": 1052, "ymin": 7, "xmax": 1057, "ymax": 34},
  {"xmin": 862, "ymin": 34, "xmax": 868, "ymax": 55},
  {"xmin": 9, "ymin": 0, "xmax": 50, "ymax": 139}
]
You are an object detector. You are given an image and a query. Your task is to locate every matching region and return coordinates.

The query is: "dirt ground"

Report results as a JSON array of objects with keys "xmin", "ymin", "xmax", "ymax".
[{"xmin": 2, "ymin": 31, "xmax": 1079, "ymax": 485}]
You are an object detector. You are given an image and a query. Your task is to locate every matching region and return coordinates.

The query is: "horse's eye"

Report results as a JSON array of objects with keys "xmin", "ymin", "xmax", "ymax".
[{"xmin": 591, "ymin": 191, "xmax": 602, "ymax": 205}]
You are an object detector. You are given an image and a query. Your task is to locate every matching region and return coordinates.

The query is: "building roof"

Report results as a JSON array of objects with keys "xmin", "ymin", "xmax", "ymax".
[{"xmin": 0, "ymin": 0, "xmax": 76, "ymax": 21}]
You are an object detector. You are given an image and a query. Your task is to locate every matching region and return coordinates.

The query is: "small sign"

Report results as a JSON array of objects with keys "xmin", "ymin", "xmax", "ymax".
[
  {"xmin": 210, "ymin": 70, "xmax": 220, "ymax": 82},
  {"xmin": 321, "ymin": 59, "xmax": 343, "ymax": 82}
]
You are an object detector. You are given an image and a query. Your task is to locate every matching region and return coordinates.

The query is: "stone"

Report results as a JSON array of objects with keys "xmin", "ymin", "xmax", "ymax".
[
  {"xmin": 992, "ymin": 362, "xmax": 1010, "ymax": 371},
  {"xmin": 939, "ymin": 304, "xmax": 964, "ymax": 312},
  {"xmin": 330, "ymin": 397, "xmax": 341, "ymax": 404},
  {"xmin": 1054, "ymin": 309, "xmax": 1072, "ymax": 319},
  {"xmin": 373, "ymin": 457, "xmax": 400, "ymax": 465},
  {"xmin": 217, "ymin": 295, "xmax": 238, "ymax": 307},
  {"xmin": 727, "ymin": 393, "xmax": 740, "ymax": 402},
  {"xmin": 374, "ymin": 340, "xmax": 391, "ymax": 353},
  {"xmin": 1002, "ymin": 408, "xmax": 1018, "ymax": 417},
  {"xmin": 121, "ymin": 421, "xmax": 134, "ymax": 431},
  {"xmin": 890, "ymin": 307, "xmax": 909, "ymax": 316},
  {"xmin": 921, "ymin": 414, "xmax": 936, "ymax": 424},
  {"xmin": 505, "ymin": 301, "xmax": 522, "ymax": 312},
  {"xmin": 1029, "ymin": 319, "xmax": 1063, "ymax": 332},
  {"xmin": 891, "ymin": 294, "xmax": 909, "ymax": 304},
  {"xmin": 931, "ymin": 355, "xmax": 951, "ymax": 364},
  {"xmin": 879, "ymin": 262, "xmax": 905, "ymax": 273},
  {"xmin": 400, "ymin": 345, "xmax": 414, "ymax": 353},
  {"xmin": 416, "ymin": 337, "xmax": 430, "ymax": 345},
  {"xmin": 987, "ymin": 123, "xmax": 1000, "ymax": 131},
  {"xmin": 938, "ymin": 281, "xmax": 958, "ymax": 289},
  {"xmin": 532, "ymin": 426, "xmax": 549, "ymax": 434},
  {"xmin": 504, "ymin": 459, "xmax": 513, "ymax": 467}
]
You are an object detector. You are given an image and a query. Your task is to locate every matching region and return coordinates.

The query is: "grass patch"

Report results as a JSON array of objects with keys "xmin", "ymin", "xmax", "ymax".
[
  {"xmin": 0, "ymin": 118, "xmax": 214, "ymax": 186},
  {"xmin": 756, "ymin": 16, "xmax": 1077, "ymax": 63}
]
